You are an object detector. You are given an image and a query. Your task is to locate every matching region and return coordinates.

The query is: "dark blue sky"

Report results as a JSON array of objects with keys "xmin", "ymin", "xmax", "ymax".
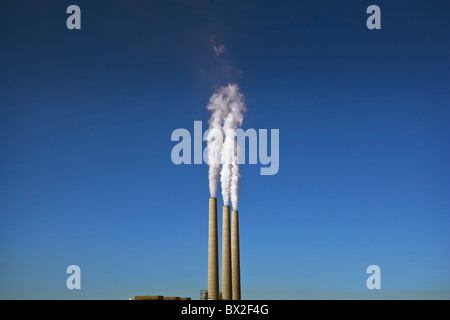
[{"xmin": 0, "ymin": 0, "xmax": 449, "ymax": 299}]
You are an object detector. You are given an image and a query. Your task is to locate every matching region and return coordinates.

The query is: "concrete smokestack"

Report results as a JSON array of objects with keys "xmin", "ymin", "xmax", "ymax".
[
  {"xmin": 222, "ymin": 206, "xmax": 232, "ymax": 300},
  {"xmin": 231, "ymin": 210, "xmax": 241, "ymax": 300},
  {"xmin": 208, "ymin": 198, "xmax": 219, "ymax": 300}
]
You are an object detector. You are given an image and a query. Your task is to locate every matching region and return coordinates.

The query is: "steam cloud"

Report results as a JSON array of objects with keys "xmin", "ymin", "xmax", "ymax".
[
  {"xmin": 206, "ymin": 84, "xmax": 246, "ymax": 210},
  {"xmin": 209, "ymin": 36, "xmax": 226, "ymax": 57},
  {"xmin": 230, "ymin": 142, "xmax": 241, "ymax": 210}
]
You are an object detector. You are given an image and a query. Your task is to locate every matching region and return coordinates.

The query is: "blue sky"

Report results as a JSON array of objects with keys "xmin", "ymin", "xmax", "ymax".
[{"xmin": 0, "ymin": 0, "xmax": 449, "ymax": 299}]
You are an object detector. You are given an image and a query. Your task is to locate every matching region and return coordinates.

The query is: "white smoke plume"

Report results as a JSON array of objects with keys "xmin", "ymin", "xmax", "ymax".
[
  {"xmin": 219, "ymin": 85, "xmax": 245, "ymax": 208},
  {"xmin": 209, "ymin": 36, "xmax": 226, "ymax": 57},
  {"xmin": 206, "ymin": 84, "xmax": 245, "ymax": 210},
  {"xmin": 206, "ymin": 93, "xmax": 228, "ymax": 198},
  {"xmin": 230, "ymin": 142, "xmax": 241, "ymax": 210}
]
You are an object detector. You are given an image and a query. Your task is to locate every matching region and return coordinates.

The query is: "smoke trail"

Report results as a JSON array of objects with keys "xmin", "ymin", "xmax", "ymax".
[
  {"xmin": 206, "ymin": 84, "xmax": 245, "ymax": 206},
  {"xmin": 230, "ymin": 142, "xmax": 241, "ymax": 210},
  {"xmin": 206, "ymin": 91, "xmax": 228, "ymax": 198},
  {"xmin": 219, "ymin": 84, "xmax": 245, "ymax": 208}
]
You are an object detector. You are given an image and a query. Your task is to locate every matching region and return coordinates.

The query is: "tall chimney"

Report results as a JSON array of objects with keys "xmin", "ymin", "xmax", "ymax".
[
  {"xmin": 208, "ymin": 198, "xmax": 219, "ymax": 300},
  {"xmin": 231, "ymin": 210, "xmax": 241, "ymax": 300},
  {"xmin": 222, "ymin": 205, "xmax": 232, "ymax": 300}
]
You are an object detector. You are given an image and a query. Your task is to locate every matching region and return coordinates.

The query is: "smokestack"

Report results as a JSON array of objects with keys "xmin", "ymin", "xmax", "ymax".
[
  {"xmin": 222, "ymin": 205, "xmax": 232, "ymax": 300},
  {"xmin": 208, "ymin": 198, "xmax": 219, "ymax": 300},
  {"xmin": 231, "ymin": 210, "xmax": 241, "ymax": 300}
]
